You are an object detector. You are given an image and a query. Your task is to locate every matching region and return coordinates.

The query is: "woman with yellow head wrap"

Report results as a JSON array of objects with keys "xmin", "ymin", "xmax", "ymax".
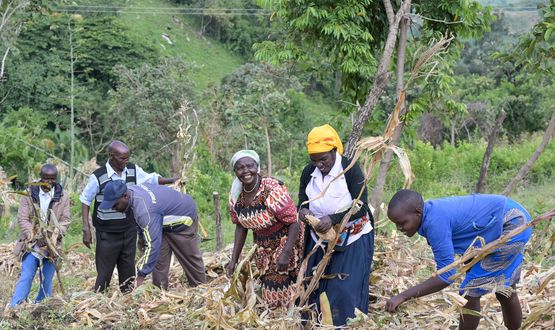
[
  {"xmin": 298, "ymin": 124, "xmax": 375, "ymax": 326},
  {"xmin": 306, "ymin": 123, "xmax": 344, "ymax": 155}
]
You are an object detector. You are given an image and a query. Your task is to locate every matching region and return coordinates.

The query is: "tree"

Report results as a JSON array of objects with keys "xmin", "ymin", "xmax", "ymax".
[
  {"xmin": 202, "ymin": 62, "xmax": 306, "ymax": 173},
  {"xmin": 501, "ymin": 0, "xmax": 555, "ymax": 194},
  {"xmin": 0, "ymin": 10, "xmax": 159, "ymax": 157},
  {"xmin": 109, "ymin": 57, "xmax": 197, "ymax": 175},
  {"xmin": 476, "ymin": 110, "xmax": 506, "ymax": 193},
  {"xmin": 255, "ymin": 0, "xmax": 494, "ymax": 212},
  {"xmin": 0, "ymin": 0, "xmax": 29, "ymax": 83}
]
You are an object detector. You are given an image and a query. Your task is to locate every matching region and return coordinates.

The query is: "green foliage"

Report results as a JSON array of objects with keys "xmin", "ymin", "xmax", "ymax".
[
  {"xmin": 201, "ymin": 62, "xmax": 308, "ymax": 171},
  {"xmin": 170, "ymin": 0, "xmax": 271, "ymax": 58},
  {"xmin": 383, "ymin": 134, "xmax": 555, "ymax": 200},
  {"xmin": 513, "ymin": 0, "xmax": 555, "ymax": 72},
  {"xmin": 0, "ymin": 9, "xmax": 159, "ymax": 159},
  {"xmin": 2, "ymin": 11, "xmax": 157, "ymax": 115},
  {"xmin": 255, "ymin": 0, "xmax": 382, "ymax": 102},
  {"xmin": 255, "ymin": 0, "xmax": 494, "ymax": 104},
  {"xmin": 109, "ymin": 57, "xmax": 197, "ymax": 174},
  {"xmin": 0, "ymin": 108, "xmax": 88, "ymax": 182},
  {"xmin": 416, "ymin": 7, "xmax": 555, "ymax": 146}
]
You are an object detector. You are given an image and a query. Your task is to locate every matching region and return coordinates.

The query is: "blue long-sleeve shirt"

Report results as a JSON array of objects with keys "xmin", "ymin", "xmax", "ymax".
[
  {"xmin": 418, "ymin": 194, "xmax": 508, "ymax": 283},
  {"xmin": 129, "ymin": 183, "xmax": 197, "ymax": 277}
]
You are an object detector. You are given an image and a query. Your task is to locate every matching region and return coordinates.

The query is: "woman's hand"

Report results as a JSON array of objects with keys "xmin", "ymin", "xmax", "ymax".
[
  {"xmin": 299, "ymin": 208, "xmax": 314, "ymax": 222},
  {"xmin": 277, "ymin": 249, "xmax": 292, "ymax": 272},
  {"xmin": 385, "ymin": 294, "xmax": 406, "ymax": 312},
  {"xmin": 314, "ymin": 216, "xmax": 332, "ymax": 233},
  {"xmin": 225, "ymin": 261, "xmax": 236, "ymax": 278}
]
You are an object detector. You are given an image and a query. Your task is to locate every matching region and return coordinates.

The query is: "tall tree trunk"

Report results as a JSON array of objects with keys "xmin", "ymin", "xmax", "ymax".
[
  {"xmin": 369, "ymin": 6, "xmax": 410, "ymax": 216},
  {"xmin": 69, "ymin": 21, "xmax": 75, "ymax": 180},
  {"xmin": 344, "ymin": 0, "xmax": 411, "ymax": 158},
  {"xmin": 502, "ymin": 108, "xmax": 555, "ymax": 195},
  {"xmin": 476, "ymin": 110, "xmax": 506, "ymax": 193},
  {"xmin": 263, "ymin": 123, "xmax": 272, "ymax": 177}
]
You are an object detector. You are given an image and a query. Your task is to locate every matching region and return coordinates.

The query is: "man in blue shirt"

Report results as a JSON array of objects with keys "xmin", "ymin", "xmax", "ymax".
[
  {"xmin": 99, "ymin": 180, "xmax": 206, "ymax": 288},
  {"xmin": 385, "ymin": 189, "xmax": 532, "ymax": 330},
  {"xmin": 80, "ymin": 140, "xmax": 177, "ymax": 293}
]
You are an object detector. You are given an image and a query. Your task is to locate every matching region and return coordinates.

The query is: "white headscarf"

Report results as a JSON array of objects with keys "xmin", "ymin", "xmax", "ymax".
[{"xmin": 230, "ymin": 150, "xmax": 260, "ymax": 206}]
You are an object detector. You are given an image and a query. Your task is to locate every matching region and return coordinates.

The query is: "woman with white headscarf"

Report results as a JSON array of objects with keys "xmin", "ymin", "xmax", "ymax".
[{"xmin": 226, "ymin": 150, "xmax": 304, "ymax": 309}]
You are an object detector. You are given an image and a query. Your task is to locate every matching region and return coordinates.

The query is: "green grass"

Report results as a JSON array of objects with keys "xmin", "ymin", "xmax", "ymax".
[
  {"xmin": 119, "ymin": 0, "xmax": 245, "ymax": 89},
  {"xmin": 510, "ymin": 176, "xmax": 555, "ymax": 217}
]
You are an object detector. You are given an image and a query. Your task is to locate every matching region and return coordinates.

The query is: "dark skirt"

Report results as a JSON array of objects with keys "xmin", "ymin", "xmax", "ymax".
[{"xmin": 305, "ymin": 231, "xmax": 374, "ymax": 326}]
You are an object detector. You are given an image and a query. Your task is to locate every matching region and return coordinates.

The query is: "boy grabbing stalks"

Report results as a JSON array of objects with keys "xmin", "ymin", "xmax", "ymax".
[{"xmin": 385, "ymin": 189, "xmax": 532, "ymax": 330}]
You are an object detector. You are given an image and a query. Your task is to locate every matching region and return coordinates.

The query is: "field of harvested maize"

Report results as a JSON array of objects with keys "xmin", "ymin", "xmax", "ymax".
[{"xmin": 0, "ymin": 214, "xmax": 553, "ymax": 329}]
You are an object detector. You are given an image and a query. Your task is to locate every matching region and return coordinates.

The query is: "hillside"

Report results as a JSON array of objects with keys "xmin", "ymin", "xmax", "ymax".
[
  {"xmin": 480, "ymin": 0, "xmax": 543, "ymax": 34},
  {"xmin": 118, "ymin": 0, "xmax": 245, "ymax": 89},
  {"xmin": 116, "ymin": 0, "xmax": 337, "ymax": 120}
]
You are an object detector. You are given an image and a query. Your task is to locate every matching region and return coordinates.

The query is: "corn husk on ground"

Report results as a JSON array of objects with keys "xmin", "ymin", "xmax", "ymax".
[{"xmin": 0, "ymin": 221, "xmax": 553, "ymax": 329}]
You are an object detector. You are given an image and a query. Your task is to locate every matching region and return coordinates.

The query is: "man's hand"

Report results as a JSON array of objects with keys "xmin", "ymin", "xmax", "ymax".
[
  {"xmin": 159, "ymin": 176, "xmax": 180, "ymax": 185},
  {"xmin": 385, "ymin": 294, "xmax": 407, "ymax": 313},
  {"xmin": 314, "ymin": 216, "xmax": 332, "ymax": 233},
  {"xmin": 136, "ymin": 275, "xmax": 145, "ymax": 288},
  {"xmin": 298, "ymin": 208, "xmax": 314, "ymax": 222},
  {"xmin": 276, "ymin": 249, "xmax": 292, "ymax": 272},
  {"xmin": 225, "ymin": 261, "xmax": 236, "ymax": 278},
  {"xmin": 82, "ymin": 228, "xmax": 92, "ymax": 249}
]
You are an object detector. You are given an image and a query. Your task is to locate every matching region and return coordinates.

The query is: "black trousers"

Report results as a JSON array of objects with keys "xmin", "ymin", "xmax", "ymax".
[{"xmin": 94, "ymin": 227, "xmax": 137, "ymax": 293}]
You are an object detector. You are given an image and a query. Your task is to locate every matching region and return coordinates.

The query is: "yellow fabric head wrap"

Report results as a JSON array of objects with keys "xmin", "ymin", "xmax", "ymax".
[{"xmin": 306, "ymin": 124, "xmax": 344, "ymax": 155}]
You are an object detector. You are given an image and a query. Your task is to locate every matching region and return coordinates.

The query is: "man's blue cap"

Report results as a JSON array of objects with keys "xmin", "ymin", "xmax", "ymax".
[{"xmin": 98, "ymin": 180, "xmax": 128, "ymax": 210}]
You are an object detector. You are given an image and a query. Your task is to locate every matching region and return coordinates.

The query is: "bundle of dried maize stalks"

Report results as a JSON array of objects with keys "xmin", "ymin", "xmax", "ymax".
[{"xmin": 0, "ymin": 218, "xmax": 553, "ymax": 329}]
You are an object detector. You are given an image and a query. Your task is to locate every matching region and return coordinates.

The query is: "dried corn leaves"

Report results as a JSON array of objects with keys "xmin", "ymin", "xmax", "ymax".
[{"xmin": 1, "ymin": 222, "xmax": 553, "ymax": 329}]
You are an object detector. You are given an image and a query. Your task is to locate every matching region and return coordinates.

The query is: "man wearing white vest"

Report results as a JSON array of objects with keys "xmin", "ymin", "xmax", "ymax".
[{"xmin": 99, "ymin": 180, "xmax": 206, "ymax": 289}]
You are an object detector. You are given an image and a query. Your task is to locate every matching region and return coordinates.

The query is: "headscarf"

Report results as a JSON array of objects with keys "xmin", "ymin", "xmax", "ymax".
[
  {"xmin": 230, "ymin": 150, "xmax": 260, "ymax": 206},
  {"xmin": 306, "ymin": 124, "xmax": 344, "ymax": 155}
]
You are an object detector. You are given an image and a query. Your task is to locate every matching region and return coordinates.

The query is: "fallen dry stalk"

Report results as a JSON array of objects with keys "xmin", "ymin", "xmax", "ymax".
[{"xmin": 0, "ymin": 225, "xmax": 553, "ymax": 329}]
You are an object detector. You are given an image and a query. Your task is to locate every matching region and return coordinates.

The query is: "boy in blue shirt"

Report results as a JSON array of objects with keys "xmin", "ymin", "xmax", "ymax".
[{"xmin": 385, "ymin": 189, "xmax": 532, "ymax": 330}]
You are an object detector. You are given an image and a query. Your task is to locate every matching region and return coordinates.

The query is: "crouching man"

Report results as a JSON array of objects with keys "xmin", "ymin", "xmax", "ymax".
[{"xmin": 98, "ymin": 181, "xmax": 206, "ymax": 289}]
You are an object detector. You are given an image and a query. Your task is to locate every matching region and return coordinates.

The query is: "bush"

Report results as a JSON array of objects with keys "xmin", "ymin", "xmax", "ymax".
[{"xmin": 383, "ymin": 133, "xmax": 555, "ymax": 201}]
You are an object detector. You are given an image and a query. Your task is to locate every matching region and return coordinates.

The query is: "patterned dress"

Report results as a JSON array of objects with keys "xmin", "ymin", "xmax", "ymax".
[{"xmin": 229, "ymin": 177, "xmax": 304, "ymax": 308}]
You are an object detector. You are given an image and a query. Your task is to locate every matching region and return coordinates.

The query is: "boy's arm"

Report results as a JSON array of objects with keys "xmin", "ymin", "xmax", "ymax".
[
  {"xmin": 386, "ymin": 276, "xmax": 450, "ymax": 312},
  {"xmin": 386, "ymin": 219, "xmax": 455, "ymax": 312}
]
